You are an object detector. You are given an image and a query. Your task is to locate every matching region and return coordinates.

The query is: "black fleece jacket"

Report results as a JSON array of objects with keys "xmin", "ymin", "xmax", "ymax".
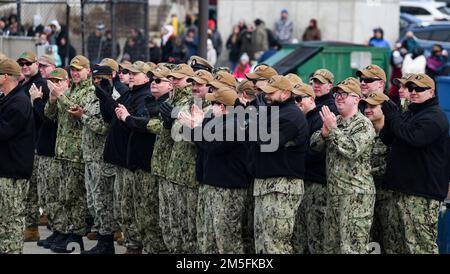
[
  {"xmin": 251, "ymin": 97, "xmax": 309, "ymax": 179},
  {"xmin": 0, "ymin": 85, "xmax": 35, "ymax": 179},
  {"xmin": 380, "ymin": 97, "xmax": 449, "ymax": 201}
]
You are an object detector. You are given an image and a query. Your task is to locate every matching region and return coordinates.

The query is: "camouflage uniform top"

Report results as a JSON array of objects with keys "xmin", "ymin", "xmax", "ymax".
[
  {"xmin": 165, "ymin": 85, "xmax": 211, "ymax": 188},
  {"xmin": 310, "ymin": 111, "xmax": 376, "ymax": 195},
  {"xmin": 401, "ymin": 99, "xmax": 410, "ymax": 112},
  {"xmin": 45, "ymin": 79, "xmax": 96, "ymax": 163},
  {"xmin": 150, "ymin": 86, "xmax": 191, "ymax": 179},
  {"xmin": 80, "ymin": 97, "xmax": 110, "ymax": 163},
  {"xmin": 371, "ymin": 132, "xmax": 388, "ymax": 187}
]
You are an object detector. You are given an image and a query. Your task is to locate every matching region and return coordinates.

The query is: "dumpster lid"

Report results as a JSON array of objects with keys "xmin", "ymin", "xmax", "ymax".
[
  {"xmin": 272, "ymin": 41, "xmax": 372, "ymax": 75},
  {"xmin": 273, "ymin": 46, "xmax": 322, "ymax": 75}
]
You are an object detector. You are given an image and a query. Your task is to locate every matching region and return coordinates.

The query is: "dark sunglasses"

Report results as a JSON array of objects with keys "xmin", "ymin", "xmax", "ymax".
[
  {"xmin": 119, "ymin": 69, "xmax": 129, "ymax": 75},
  {"xmin": 154, "ymin": 78, "xmax": 170, "ymax": 84},
  {"xmin": 19, "ymin": 61, "xmax": 34, "ymax": 67},
  {"xmin": 49, "ymin": 78, "xmax": 63, "ymax": 84},
  {"xmin": 407, "ymin": 85, "xmax": 430, "ymax": 93},
  {"xmin": 251, "ymin": 78, "xmax": 266, "ymax": 85},
  {"xmin": 360, "ymin": 77, "xmax": 382, "ymax": 84},
  {"xmin": 294, "ymin": 95, "xmax": 310, "ymax": 103}
]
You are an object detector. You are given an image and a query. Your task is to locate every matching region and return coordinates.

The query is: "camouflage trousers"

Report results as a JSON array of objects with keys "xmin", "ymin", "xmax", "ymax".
[
  {"xmin": 0, "ymin": 178, "xmax": 28, "ymax": 254},
  {"xmin": 159, "ymin": 178, "xmax": 198, "ymax": 253},
  {"xmin": 389, "ymin": 192, "xmax": 440, "ymax": 254},
  {"xmin": 85, "ymin": 161, "xmax": 115, "ymax": 236},
  {"xmin": 25, "ymin": 155, "xmax": 40, "ymax": 228},
  {"xmin": 39, "ymin": 156, "xmax": 58, "ymax": 229},
  {"xmin": 370, "ymin": 188, "xmax": 400, "ymax": 254},
  {"xmin": 133, "ymin": 170, "xmax": 166, "ymax": 253},
  {"xmin": 253, "ymin": 178, "xmax": 304, "ymax": 254},
  {"xmin": 196, "ymin": 184, "xmax": 247, "ymax": 254},
  {"xmin": 293, "ymin": 182, "xmax": 327, "ymax": 254},
  {"xmin": 52, "ymin": 159, "xmax": 86, "ymax": 236},
  {"xmin": 242, "ymin": 181, "xmax": 255, "ymax": 254},
  {"xmin": 324, "ymin": 193, "xmax": 375, "ymax": 254},
  {"xmin": 114, "ymin": 167, "xmax": 142, "ymax": 250}
]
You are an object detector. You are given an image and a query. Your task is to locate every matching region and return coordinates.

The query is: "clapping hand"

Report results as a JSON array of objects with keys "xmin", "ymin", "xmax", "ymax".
[
  {"xmin": 319, "ymin": 106, "xmax": 337, "ymax": 138},
  {"xmin": 29, "ymin": 83, "xmax": 43, "ymax": 103},
  {"xmin": 115, "ymin": 104, "xmax": 130, "ymax": 122},
  {"xmin": 67, "ymin": 105, "xmax": 85, "ymax": 120}
]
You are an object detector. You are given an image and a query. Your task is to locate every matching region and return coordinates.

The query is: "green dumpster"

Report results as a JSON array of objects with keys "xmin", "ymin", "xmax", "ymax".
[{"xmin": 264, "ymin": 41, "xmax": 390, "ymax": 85}]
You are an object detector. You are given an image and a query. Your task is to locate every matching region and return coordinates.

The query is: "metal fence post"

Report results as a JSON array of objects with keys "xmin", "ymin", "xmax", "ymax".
[
  {"xmin": 198, "ymin": 0, "xmax": 208, "ymax": 59},
  {"xmin": 111, "ymin": 0, "xmax": 117, "ymax": 59},
  {"xmin": 16, "ymin": 0, "xmax": 21, "ymax": 32},
  {"xmin": 144, "ymin": 0, "xmax": 149, "ymax": 61},
  {"xmin": 81, "ymin": 0, "xmax": 85, "ymax": 56},
  {"xmin": 66, "ymin": 3, "xmax": 71, "ymax": 66}
]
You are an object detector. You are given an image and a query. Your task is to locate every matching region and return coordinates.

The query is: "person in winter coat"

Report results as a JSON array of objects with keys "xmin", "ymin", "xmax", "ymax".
[
  {"xmin": 302, "ymin": 19, "xmax": 321, "ymax": 41},
  {"xmin": 402, "ymin": 46, "xmax": 426, "ymax": 75},
  {"xmin": 233, "ymin": 53, "xmax": 251, "ymax": 80}
]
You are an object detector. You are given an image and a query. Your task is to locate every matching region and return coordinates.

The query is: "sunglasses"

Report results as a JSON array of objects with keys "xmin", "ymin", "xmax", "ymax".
[
  {"xmin": 154, "ymin": 78, "xmax": 170, "ymax": 84},
  {"xmin": 119, "ymin": 69, "xmax": 129, "ymax": 75},
  {"xmin": 294, "ymin": 95, "xmax": 310, "ymax": 103},
  {"xmin": 49, "ymin": 78, "xmax": 63, "ymax": 84},
  {"xmin": 360, "ymin": 77, "xmax": 382, "ymax": 84},
  {"xmin": 407, "ymin": 85, "xmax": 430, "ymax": 93},
  {"xmin": 19, "ymin": 61, "xmax": 34, "ymax": 67},
  {"xmin": 251, "ymin": 78, "xmax": 266, "ymax": 85}
]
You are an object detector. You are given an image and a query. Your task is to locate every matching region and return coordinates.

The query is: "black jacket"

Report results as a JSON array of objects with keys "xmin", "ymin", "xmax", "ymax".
[
  {"xmin": 251, "ymin": 97, "xmax": 309, "ymax": 179},
  {"xmin": 113, "ymin": 77, "xmax": 129, "ymax": 96},
  {"xmin": 304, "ymin": 107, "xmax": 326, "ymax": 184},
  {"xmin": 315, "ymin": 92, "xmax": 338, "ymax": 114},
  {"xmin": 380, "ymin": 97, "xmax": 449, "ymax": 201},
  {"xmin": 98, "ymin": 82, "xmax": 154, "ymax": 171},
  {"xmin": 195, "ymin": 114, "xmax": 252, "ymax": 189},
  {"xmin": 23, "ymin": 73, "xmax": 57, "ymax": 157},
  {"xmin": 0, "ymin": 85, "xmax": 35, "ymax": 179},
  {"xmin": 304, "ymin": 93, "xmax": 338, "ymax": 184}
]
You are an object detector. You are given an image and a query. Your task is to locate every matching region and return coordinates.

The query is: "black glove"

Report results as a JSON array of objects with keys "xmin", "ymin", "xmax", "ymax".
[
  {"xmin": 160, "ymin": 101, "xmax": 176, "ymax": 129},
  {"xmin": 100, "ymin": 78, "xmax": 112, "ymax": 93},
  {"xmin": 145, "ymin": 96, "xmax": 159, "ymax": 117},
  {"xmin": 94, "ymin": 85, "xmax": 107, "ymax": 100},
  {"xmin": 381, "ymin": 100, "xmax": 399, "ymax": 119}
]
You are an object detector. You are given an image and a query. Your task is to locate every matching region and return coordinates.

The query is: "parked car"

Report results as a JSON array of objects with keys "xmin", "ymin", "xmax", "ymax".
[
  {"xmin": 400, "ymin": 0, "xmax": 449, "ymax": 22},
  {"xmin": 400, "ymin": 12, "xmax": 423, "ymax": 37},
  {"xmin": 398, "ymin": 22, "xmax": 450, "ymax": 67}
]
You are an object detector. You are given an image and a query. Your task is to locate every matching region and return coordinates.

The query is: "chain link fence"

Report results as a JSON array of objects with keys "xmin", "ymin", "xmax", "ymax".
[
  {"xmin": 82, "ymin": 0, "xmax": 149, "ymax": 63},
  {"xmin": 0, "ymin": 0, "xmax": 151, "ymax": 64}
]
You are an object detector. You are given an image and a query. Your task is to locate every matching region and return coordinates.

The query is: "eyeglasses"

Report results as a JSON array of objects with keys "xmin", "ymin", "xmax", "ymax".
[
  {"xmin": 154, "ymin": 78, "xmax": 170, "ymax": 84},
  {"xmin": 407, "ymin": 85, "xmax": 430, "ymax": 93},
  {"xmin": 18, "ymin": 61, "xmax": 34, "ymax": 67},
  {"xmin": 294, "ymin": 95, "xmax": 310, "ymax": 103},
  {"xmin": 119, "ymin": 69, "xmax": 129, "ymax": 75},
  {"xmin": 333, "ymin": 92, "xmax": 359, "ymax": 99},
  {"xmin": 360, "ymin": 77, "xmax": 382, "ymax": 84}
]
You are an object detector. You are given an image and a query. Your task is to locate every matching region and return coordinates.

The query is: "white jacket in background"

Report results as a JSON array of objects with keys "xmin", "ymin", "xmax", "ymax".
[{"xmin": 402, "ymin": 54, "xmax": 426, "ymax": 74}]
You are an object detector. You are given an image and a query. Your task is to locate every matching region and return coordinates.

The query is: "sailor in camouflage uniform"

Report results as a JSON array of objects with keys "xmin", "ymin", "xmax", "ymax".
[
  {"xmin": 252, "ymin": 75, "xmax": 308, "ymax": 254},
  {"xmin": 115, "ymin": 65, "xmax": 172, "ymax": 254},
  {"xmin": 363, "ymin": 91, "xmax": 400, "ymax": 254},
  {"xmin": 0, "ymin": 58, "xmax": 34, "ymax": 254},
  {"xmin": 158, "ymin": 64, "xmax": 208, "ymax": 253},
  {"xmin": 44, "ymin": 56, "xmax": 95, "ymax": 253},
  {"xmin": 380, "ymin": 74, "xmax": 449, "ymax": 254},
  {"xmin": 66, "ymin": 65, "xmax": 115, "ymax": 254},
  {"xmin": 311, "ymin": 77, "xmax": 376, "ymax": 254}
]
